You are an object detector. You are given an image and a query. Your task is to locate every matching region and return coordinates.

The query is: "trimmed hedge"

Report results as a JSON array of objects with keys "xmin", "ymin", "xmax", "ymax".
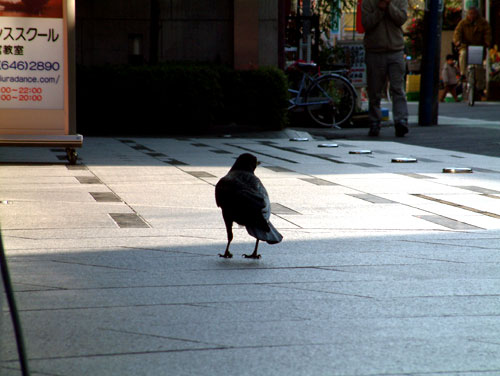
[{"xmin": 76, "ymin": 64, "xmax": 288, "ymax": 135}]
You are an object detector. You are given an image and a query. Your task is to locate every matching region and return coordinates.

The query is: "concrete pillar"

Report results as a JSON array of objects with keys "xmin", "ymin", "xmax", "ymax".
[{"xmin": 234, "ymin": 0, "xmax": 259, "ymax": 69}]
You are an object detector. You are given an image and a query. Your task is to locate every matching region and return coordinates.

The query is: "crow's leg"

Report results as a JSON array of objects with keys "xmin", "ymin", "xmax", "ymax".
[
  {"xmin": 219, "ymin": 217, "xmax": 233, "ymax": 258},
  {"xmin": 219, "ymin": 240, "xmax": 233, "ymax": 258},
  {"xmin": 243, "ymin": 239, "xmax": 261, "ymax": 259}
]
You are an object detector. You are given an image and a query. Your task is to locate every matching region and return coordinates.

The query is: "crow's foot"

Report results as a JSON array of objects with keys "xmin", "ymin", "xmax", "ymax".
[
  {"xmin": 219, "ymin": 251, "xmax": 233, "ymax": 258},
  {"xmin": 243, "ymin": 253, "xmax": 261, "ymax": 259}
]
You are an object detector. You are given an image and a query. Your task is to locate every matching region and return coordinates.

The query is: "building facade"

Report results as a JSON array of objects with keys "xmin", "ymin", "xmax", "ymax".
[{"xmin": 75, "ymin": 0, "xmax": 284, "ymax": 69}]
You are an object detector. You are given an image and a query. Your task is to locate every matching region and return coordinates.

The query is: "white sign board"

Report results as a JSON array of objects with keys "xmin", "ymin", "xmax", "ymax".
[
  {"xmin": 0, "ymin": 0, "xmax": 75, "ymax": 137},
  {"xmin": 0, "ymin": 17, "xmax": 63, "ymax": 109},
  {"xmin": 337, "ymin": 40, "xmax": 367, "ymax": 88}
]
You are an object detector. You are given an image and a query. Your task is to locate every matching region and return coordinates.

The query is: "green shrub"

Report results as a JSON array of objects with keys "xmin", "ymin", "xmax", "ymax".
[
  {"xmin": 76, "ymin": 63, "xmax": 288, "ymax": 135},
  {"xmin": 229, "ymin": 67, "xmax": 289, "ymax": 129}
]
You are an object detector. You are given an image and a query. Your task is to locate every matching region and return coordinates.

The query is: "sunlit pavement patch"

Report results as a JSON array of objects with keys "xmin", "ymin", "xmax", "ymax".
[{"xmin": 413, "ymin": 194, "xmax": 500, "ymax": 219}]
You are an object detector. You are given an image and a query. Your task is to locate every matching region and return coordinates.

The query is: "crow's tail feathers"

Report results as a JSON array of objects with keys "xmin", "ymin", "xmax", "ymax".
[{"xmin": 246, "ymin": 222, "xmax": 283, "ymax": 244}]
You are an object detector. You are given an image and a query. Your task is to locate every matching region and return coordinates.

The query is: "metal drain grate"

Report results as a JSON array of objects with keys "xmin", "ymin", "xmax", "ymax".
[
  {"xmin": 90, "ymin": 192, "xmax": 122, "ymax": 202},
  {"xmin": 300, "ymin": 178, "xmax": 338, "ymax": 186},
  {"xmin": 352, "ymin": 163, "xmax": 380, "ymax": 168},
  {"xmin": 165, "ymin": 159, "xmax": 189, "ymax": 166},
  {"xmin": 132, "ymin": 145, "xmax": 153, "ymax": 151},
  {"xmin": 76, "ymin": 176, "xmax": 101, "ymax": 184},
  {"xmin": 397, "ymin": 173, "xmax": 435, "ymax": 179},
  {"xmin": 415, "ymin": 215, "xmax": 482, "ymax": 230},
  {"xmin": 186, "ymin": 171, "xmax": 216, "ymax": 178},
  {"xmin": 264, "ymin": 166, "xmax": 295, "ymax": 173},
  {"xmin": 109, "ymin": 213, "xmax": 149, "ymax": 228},
  {"xmin": 271, "ymin": 203, "xmax": 300, "ymax": 215},
  {"xmin": 348, "ymin": 194, "xmax": 396, "ymax": 204}
]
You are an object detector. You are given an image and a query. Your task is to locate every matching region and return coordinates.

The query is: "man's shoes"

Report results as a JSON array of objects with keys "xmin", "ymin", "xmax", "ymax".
[
  {"xmin": 368, "ymin": 123, "xmax": 380, "ymax": 137},
  {"xmin": 395, "ymin": 122, "xmax": 409, "ymax": 137}
]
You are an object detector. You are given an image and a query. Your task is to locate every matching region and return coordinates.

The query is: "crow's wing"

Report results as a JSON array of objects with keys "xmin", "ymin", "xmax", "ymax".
[
  {"xmin": 244, "ymin": 178, "xmax": 283, "ymax": 243},
  {"xmin": 215, "ymin": 171, "xmax": 266, "ymax": 209},
  {"xmin": 215, "ymin": 171, "xmax": 269, "ymax": 230}
]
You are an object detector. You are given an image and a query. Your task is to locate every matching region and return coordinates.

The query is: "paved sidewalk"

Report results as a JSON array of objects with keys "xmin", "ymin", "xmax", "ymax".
[
  {"xmin": 308, "ymin": 101, "xmax": 500, "ymax": 158},
  {"xmin": 2, "ymin": 115, "xmax": 500, "ymax": 375}
]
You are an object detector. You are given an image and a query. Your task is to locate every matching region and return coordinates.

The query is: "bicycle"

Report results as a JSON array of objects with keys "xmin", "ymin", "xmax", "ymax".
[
  {"xmin": 286, "ymin": 61, "xmax": 357, "ymax": 128},
  {"xmin": 466, "ymin": 64, "xmax": 476, "ymax": 106},
  {"xmin": 464, "ymin": 45, "xmax": 484, "ymax": 107}
]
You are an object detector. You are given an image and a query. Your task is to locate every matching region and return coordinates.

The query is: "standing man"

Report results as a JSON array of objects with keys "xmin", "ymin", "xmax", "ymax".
[
  {"xmin": 361, "ymin": 0, "xmax": 409, "ymax": 137},
  {"xmin": 453, "ymin": 7, "xmax": 491, "ymax": 93}
]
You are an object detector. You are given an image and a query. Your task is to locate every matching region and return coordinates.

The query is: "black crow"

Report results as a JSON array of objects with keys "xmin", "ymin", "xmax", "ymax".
[{"xmin": 215, "ymin": 153, "xmax": 283, "ymax": 259}]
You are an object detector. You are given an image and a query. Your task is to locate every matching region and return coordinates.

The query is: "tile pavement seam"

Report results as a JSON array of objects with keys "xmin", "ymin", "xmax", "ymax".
[
  {"xmin": 413, "ymin": 194, "xmax": 500, "ymax": 219},
  {"xmin": 345, "ymin": 192, "xmax": 487, "ymax": 230},
  {"xmin": 15, "ymin": 302, "xmax": 234, "ymax": 313},
  {"xmin": 13, "ymin": 280, "xmax": 389, "ymax": 294},
  {"xmin": 16, "ymin": 342, "xmax": 384, "ymax": 362},
  {"xmin": 259, "ymin": 141, "xmax": 345, "ymax": 164},
  {"xmin": 415, "ymin": 215, "xmax": 483, "ymax": 230},
  {"xmin": 225, "ymin": 142, "xmax": 299, "ymax": 163},
  {"xmin": 400, "ymin": 239, "xmax": 500, "ymax": 250},
  {"xmin": 78, "ymin": 163, "xmax": 152, "ymax": 229},
  {"xmin": 453, "ymin": 186, "xmax": 500, "ymax": 194},
  {"xmin": 101, "ymin": 327, "xmax": 225, "ymax": 347},
  {"xmin": 49, "ymin": 259, "xmax": 144, "ymax": 271},
  {"xmin": 482, "ymin": 194, "xmax": 500, "ymax": 200},
  {"xmin": 266, "ymin": 284, "xmax": 375, "ymax": 299},
  {"xmin": 387, "ymin": 255, "xmax": 466, "ymax": 264}
]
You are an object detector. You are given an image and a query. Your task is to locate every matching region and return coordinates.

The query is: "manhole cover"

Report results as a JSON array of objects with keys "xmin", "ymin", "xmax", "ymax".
[
  {"xmin": 349, "ymin": 150, "xmax": 372, "ymax": 154},
  {"xmin": 443, "ymin": 167, "xmax": 473, "ymax": 173},
  {"xmin": 318, "ymin": 143, "xmax": 338, "ymax": 148},
  {"xmin": 392, "ymin": 157, "xmax": 418, "ymax": 163}
]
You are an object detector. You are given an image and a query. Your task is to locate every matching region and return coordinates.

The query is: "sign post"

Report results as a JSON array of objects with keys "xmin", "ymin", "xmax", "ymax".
[
  {"xmin": 0, "ymin": 0, "xmax": 81, "ymax": 164},
  {"xmin": 418, "ymin": 0, "xmax": 444, "ymax": 126}
]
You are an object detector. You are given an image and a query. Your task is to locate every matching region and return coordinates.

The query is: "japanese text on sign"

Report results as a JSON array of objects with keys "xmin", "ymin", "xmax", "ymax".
[{"xmin": 0, "ymin": 17, "xmax": 63, "ymax": 109}]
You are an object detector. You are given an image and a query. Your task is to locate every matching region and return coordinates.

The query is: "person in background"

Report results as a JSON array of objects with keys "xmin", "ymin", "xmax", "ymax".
[
  {"xmin": 361, "ymin": 0, "xmax": 409, "ymax": 137},
  {"xmin": 440, "ymin": 54, "xmax": 460, "ymax": 102},
  {"xmin": 453, "ymin": 6, "xmax": 491, "ymax": 95}
]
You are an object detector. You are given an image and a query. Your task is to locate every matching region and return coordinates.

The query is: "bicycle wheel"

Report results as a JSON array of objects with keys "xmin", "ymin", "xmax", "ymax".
[
  {"xmin": 305, "ymin": 74, "xmax": 356, "ymax": 128},
  {"xmin": 467, "ymin": 67, "xmax": 475, "ymax": 106}
]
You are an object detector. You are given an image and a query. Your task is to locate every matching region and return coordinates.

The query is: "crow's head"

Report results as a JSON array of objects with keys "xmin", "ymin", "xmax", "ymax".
[{"xmin": 230, "ymin": 153, "xmax": 259, "ymax": 172}]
